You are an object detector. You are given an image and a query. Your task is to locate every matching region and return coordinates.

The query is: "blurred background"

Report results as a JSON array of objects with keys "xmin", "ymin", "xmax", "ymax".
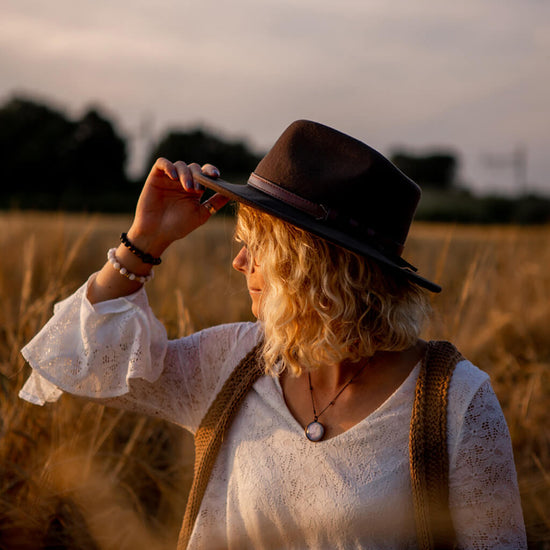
[{"xmin": 1, "ymin": 0, "xmax": 549, "ymax": 221}]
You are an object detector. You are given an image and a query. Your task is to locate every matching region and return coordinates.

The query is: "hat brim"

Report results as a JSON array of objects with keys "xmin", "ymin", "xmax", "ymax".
[{"xmin": 195, "ymin": 173, "xmax": 442, "ymax": 293}]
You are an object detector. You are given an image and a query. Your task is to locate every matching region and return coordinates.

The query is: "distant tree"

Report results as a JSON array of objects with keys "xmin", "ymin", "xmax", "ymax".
[
  {"xmin": 0, "ymin": 97, "xmax": 73, "ymax": 200},
  {"xmin": 63, "ymin": 109, "xmax": 129, "ymax": 198},
  {"xmin": 68, "ymin": 110, "xmax": 126, "ymax": 183},
  {"xmin": 390, "ymin": 150, "xmax": 458, "ymax": 190},
  {"xmin": 0, "ymin": 96, "xmax": 131, "ymax": 210},
  {"xmin": 146, "ymin": 128, "xmax": 262, "ymax": 182}
]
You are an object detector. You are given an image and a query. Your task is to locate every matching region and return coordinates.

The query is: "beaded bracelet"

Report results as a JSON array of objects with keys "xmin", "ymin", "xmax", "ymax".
[
  {"xmin": 107, "ymin": 248, "xmax": 154, "ymax": 284},
  {"xmin": 120, "ymin": 232, "xmax": 162, "ymax": 265}
]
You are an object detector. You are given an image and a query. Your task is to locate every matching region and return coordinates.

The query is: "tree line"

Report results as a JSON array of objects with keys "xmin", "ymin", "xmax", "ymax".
[
  {"xmin": 0, "ymin": 96, "xmax": 547, "ymax": 222},
  {"xmin": 0, "ymin": 96, "xmax": 261, "ymax": 212}
]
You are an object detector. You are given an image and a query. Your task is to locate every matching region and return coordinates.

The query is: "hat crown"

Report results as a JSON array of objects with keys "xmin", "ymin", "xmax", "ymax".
[{"xmin": 253, "ymin": 120, "xmax": 421, "ymax": 250}]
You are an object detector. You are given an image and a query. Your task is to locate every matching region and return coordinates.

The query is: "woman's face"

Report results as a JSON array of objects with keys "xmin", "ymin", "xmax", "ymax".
[{"xmin": 232, "ymin": 246, "xmax": 265, "ymax": 318}]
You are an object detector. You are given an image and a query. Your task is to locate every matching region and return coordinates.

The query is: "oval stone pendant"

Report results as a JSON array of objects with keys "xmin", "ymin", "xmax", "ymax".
[{"xmin": 305, "ymin": 420, "xmax": 325, "ymax": 442}]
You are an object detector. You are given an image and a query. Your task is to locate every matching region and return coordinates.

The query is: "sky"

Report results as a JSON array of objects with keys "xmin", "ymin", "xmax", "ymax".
[{"xmin": 1, "ymin": 0, "xmax": 549, "ymax": 196}]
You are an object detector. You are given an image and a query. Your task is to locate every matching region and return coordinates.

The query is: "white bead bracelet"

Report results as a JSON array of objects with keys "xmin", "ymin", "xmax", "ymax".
[{"xmin": 107, "ymin": 248, "xmax": 154, "ymax": 284}]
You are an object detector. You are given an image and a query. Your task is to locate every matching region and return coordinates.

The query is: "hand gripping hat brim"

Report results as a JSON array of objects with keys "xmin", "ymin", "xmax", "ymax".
[{"xmin": 195, "ymin": 120, "xmax": 441, "ymax": 292}]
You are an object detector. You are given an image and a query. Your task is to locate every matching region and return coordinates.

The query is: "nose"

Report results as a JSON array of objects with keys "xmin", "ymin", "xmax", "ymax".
[{"xmin": 232, "ymin": 246, "xmax": 250, "ymax": 273}]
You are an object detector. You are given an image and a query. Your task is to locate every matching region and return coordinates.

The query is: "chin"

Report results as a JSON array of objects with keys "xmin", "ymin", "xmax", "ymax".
[
  {"xmin": 250, "ymin": 296, "xmax": 262, "ymax": 319},
  {"xmin": 251, "ymin": 303, "xmax": 262, "ymax": 320}
]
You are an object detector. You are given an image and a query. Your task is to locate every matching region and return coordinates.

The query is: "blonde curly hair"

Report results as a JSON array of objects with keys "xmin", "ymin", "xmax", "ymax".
[{"xmin": 235, "ymin": 205, "xmax": 431, "ymax": 377}]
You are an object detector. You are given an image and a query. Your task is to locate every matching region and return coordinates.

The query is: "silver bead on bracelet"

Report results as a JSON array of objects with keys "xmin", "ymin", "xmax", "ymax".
[{"xmin": 107, "ymin": 248, "xmax": 154, "ymax": 284}]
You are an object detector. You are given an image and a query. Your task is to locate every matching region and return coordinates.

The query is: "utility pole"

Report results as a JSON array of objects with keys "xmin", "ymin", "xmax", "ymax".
[
  {"xmin": 481, "ymin": 145, "xmax": 528, "ymax": 195},
  {"xmin": 513, "ymin": 146, "xmax": 528, "ymax": 195},
  {"xmin": 128, "ymin": 113, "xmax": 155, "ymax": 179}
]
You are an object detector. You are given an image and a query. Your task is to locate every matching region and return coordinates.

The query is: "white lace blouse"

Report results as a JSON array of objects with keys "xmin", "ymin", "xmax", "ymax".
[{"xmin": 20, "ymin": 277, "xmax": 527, "ymax": 549}]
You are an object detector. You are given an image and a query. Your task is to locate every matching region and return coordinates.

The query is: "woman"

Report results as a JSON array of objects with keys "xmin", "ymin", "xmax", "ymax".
[{"xmin": 20, "ymin": 120, "xmax": 526, "ymax": 549}]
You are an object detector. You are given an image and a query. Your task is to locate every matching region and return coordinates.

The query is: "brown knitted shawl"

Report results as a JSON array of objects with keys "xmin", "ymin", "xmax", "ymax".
[{"xmin": 178, "ymin": 340, "xmax": 462, "ymax": 550}]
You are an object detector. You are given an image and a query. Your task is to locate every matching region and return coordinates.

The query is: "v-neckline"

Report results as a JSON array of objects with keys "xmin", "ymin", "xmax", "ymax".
[{"xmin": 269, "ymin": 362, "xmax": 421, "ymax": 443}]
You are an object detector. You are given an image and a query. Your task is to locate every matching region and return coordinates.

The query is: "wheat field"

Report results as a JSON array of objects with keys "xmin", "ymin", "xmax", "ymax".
[{"xmin": 0, "ymin": 211, "xmax": 548, "ymax": 549}]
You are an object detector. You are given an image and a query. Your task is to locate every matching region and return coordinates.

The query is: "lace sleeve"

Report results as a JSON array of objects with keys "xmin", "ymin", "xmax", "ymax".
[
  {"xmin": 20, "ymin": 276, "xmax": 168, "ymax": 401},
  {"xmin": 84, "ymin": 321, "xmax": 260, "ymax": 432},
  {"xmin": 449, "ymin": 377, "xmax": 527, "ymax": 549},
  {"xmin": 19, "ymin": 276, "xmax": 261, "ymax": 431}
]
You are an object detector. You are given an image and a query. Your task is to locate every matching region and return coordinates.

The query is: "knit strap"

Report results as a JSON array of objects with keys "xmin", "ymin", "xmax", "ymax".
[
  {"xmin": 177, "ymin": 341, "xmax": 264, "ymax": 550},
  {"xmin": 410, "ymin": 340, "xmax": 463, "ymax": 550}
]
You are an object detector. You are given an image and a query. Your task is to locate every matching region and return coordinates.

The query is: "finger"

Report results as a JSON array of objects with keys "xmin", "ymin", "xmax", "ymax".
[
  {"xmin": 201, "ymin": 164, "xmax": 221, "ymax": 178},
  {"xmin": 173, "ymin": 160, "xmax": 195, "ymax": 192},
  {"xmin": 208, "ymin": 192, "xmax": 230, "ymax": 211},
  {"xmin": 188, "ymin": 163, "xmax": 208, "ymax": 192},
  {"xmin": 201, "ymin": 193, "xmax": 231, "ymax": 218},
  {"xmin": 152, "ymin": 157, "xmax": 178, "ymax": 180}
]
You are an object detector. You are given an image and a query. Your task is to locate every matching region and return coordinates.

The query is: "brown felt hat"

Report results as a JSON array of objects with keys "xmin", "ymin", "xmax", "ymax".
[{"xmin": 197, "ymin": 120, "xmax": 441, "ymax": 292}]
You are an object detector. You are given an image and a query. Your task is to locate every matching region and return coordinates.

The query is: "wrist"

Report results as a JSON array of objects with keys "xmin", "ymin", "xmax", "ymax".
[
  {"xmin": 108, "ymin": 248, "xmax": 154, "ymax": 284},
  {"xmin": 125, "ymin": 227, "xmax": 171, "ymax": 259},
  {"xmin": 113, "ymin": 245, "xmax": 155, "ymax": 277},
  {"xmin": 120, "ymin": 232, "xmax": 163, "ymax": 265}
]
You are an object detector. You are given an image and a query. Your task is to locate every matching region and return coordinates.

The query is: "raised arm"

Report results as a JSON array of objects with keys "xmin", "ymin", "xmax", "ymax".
[
  {"xmin": 88, "ymin": 158, "xmax": 229, "ymax": 303},
  {"xmin": 20, "ymin": 158, "xmax": 235, "ymax": 409}
]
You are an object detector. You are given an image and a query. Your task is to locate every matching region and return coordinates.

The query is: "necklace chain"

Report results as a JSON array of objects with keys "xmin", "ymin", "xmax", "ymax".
[{"xmin": 308, "ymin": 359, "xmax": 370, "ymax": 422}]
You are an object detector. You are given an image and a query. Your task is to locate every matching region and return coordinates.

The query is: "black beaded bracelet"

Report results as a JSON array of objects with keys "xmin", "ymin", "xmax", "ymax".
[{"xmin": 120, "ymin": 233, "xmax": 162, "ymax": 265}]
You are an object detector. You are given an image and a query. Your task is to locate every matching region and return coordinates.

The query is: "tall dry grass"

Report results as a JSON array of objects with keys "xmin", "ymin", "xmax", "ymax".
[{"xmin": 0, "ymin": 212, "xmax": 548, "ymax": 549}]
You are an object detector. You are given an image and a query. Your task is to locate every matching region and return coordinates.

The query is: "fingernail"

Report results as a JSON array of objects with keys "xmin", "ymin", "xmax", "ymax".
[{"xmin": 212, "ymin": 168, "xmax": 220, "ymax": 177}]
